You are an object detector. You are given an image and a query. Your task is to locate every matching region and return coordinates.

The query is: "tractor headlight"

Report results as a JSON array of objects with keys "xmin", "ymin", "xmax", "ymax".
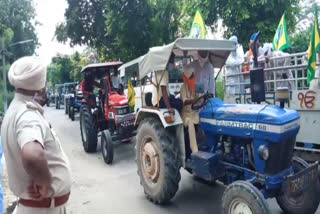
[{"xmin": 258, "ymin": 145, "xmax": 269, "ymax": 160}]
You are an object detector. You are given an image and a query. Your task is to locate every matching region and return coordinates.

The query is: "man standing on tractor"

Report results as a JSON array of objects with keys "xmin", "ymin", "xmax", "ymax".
[
  {"xmin": 184, "ymin": 50, "xmax": 215, "ymax": 96},
  {"xmin": 152, "ymin": 53, "xmax": 183, "ymax": 114},
  {"xmin": 79, "ymin": 69, "xmax": 100, "ymax": 96},
  {"xmin": 110, "ymin": 68, "xmax": 120, "ymax": 90},
  {"xmin": 1, "ymin": 57, "xmax": 71, "ymax": 214},
  {"xmin": 180, "ymin": 67, "xmax": 200, "ymax": 154}
]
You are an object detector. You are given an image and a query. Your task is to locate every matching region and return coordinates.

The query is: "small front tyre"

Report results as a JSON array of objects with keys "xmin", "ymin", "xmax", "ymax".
[
  {"xmin": 222, "ymin": 180, "xmax": 269, "ymax": 214},
  {"xmin": 101, "ymin": 130, "xmax": 114, "ymax": 164}
]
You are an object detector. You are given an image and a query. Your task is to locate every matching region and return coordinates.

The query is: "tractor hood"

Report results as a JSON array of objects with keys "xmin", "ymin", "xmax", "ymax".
[
  {"xmin": 200, "ymin": 99, "xmax": 300, "ymax": 142},
  {"xmin": 109, "ymin": 93, "xmax": 128, "ymax": 106}
]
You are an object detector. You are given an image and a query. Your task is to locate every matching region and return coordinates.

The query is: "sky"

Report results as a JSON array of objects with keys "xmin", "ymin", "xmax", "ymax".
[{"xmin": 34, "ymin": 0, "xmax": 84, "ymax": 66}]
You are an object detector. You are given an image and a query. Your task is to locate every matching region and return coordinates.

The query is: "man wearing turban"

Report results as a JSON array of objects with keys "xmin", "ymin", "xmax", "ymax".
[{"xmin": 0, "ymin": 57, "xmax": 71, "ymax": 214}]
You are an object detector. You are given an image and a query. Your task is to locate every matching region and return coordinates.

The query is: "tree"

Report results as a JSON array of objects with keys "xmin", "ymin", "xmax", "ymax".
[
  {"xmin": 0, "ymin": 0, "xmax": 39, "ymax": 62},
  {"xmin": 218, "ymin": 0, "xmax": 300, "ymax": 49}
]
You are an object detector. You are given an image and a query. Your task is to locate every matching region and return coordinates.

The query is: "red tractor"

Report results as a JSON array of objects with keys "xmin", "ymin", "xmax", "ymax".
[{"xmin": 79, "ymin": 62, "xmax": 136, "ymax": 164}]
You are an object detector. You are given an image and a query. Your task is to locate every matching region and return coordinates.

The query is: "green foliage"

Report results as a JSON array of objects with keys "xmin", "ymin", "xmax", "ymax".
[
  {"xmin": 218, "ymin": 0, "xmax": 300, "ymax": 50},
  {"xmin": 216, "ymin": 79, "xmax": 224, "ymax": 100},
  {"xmin": 290, "ymin": 29, "xmax": 310, "ymax": 53},
  {"xmin": 47, "ymin": 52, "xmax": 89, "ymax": 87},
  {"xmin": 0, "ymin": 0, "xmax": 39, "ymax": 62}
]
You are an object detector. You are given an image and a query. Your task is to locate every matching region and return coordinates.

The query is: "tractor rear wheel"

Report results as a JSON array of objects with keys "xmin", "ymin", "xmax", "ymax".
[
  {"xmin": 222, "ymin": 180, "xmax": 269, "ymax": 214},
  {"xmin": 101, "ymin": 130, "xmax": 114, "ymax": 164},
  {"xmin": 276, "ymin": 157, "xmax": 320, "ymax": 214},
  {"xmin": 55, "ymin": 97, "xmax": 59, "ymax": 109},
  {"xmin": 69, "ymin": 105, "xmax": 75, "ymax": 121},
  {"xmin": 65, "ymin": 99, "xmax": 69, "ymax": 114},
  {"xmin": 80, "ymin": 106, "xmax": 97, "ymax": 153},
  {"xmin": 136, "ymin": 118, "xmax": 181, "ymax": 204}
]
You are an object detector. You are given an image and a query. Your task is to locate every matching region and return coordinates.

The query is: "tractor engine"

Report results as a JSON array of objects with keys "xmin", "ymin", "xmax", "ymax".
[{"xmin": 198, "ymin": 98, "xmax": 300, "ymax": 184}]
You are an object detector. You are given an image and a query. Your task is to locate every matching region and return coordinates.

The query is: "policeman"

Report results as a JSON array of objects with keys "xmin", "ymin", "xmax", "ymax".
[
  {"xmin": 180, "ymin": 67, "xmax": 200, "ymax": 153},
  {"xmin": 0, "ymin": 57, "xmax": 71, "ymax": 214}
]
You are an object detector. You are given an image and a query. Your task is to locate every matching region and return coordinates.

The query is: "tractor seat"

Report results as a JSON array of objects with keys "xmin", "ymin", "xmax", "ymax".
[{"xmin": 145, "ymin": 92, "xmax": 152, "ymax": 107}]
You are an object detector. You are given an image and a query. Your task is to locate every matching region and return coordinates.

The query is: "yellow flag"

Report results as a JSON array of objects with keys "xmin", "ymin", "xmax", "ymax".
[
  {"xmin": 307, "ymin": 5, "xmax": 320, "ymax": 84},
  {"xmin": 128, "ymin": 79, "xmax": 135, "ymax": 112},
  {"xmin": 189, "ymin": 9, "xmax": 206, "ymax": 39},
  {"xmin": 273, "ymin": 14, "xmax": 290, "ymax": 51}
]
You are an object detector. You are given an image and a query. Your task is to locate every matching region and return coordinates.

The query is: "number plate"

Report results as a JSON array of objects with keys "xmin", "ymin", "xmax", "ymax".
[{"xmin": 285, "ymin": 163, "xmax": 318, "ymax": 196}]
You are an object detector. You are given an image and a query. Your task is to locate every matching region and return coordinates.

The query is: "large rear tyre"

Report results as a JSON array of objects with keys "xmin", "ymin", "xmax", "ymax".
[
  {"xmin": 136, "ymin": 118, "xmax": 181, "ymax": 204},
  {"xmin": 101, "ymin": 130, "xmax": 114, "ymax": 164},
  {"xmin": 80, "ymin": 106, "xmax": 97, "ymax": 153},
  {"xmin": 222, "ymin": 180, "xmax": 269, "ymax": 214},
  {"xmin": 276, "ymin": 157, "xmax": 320, "ymax": 214},
  {"xmin": 55, "ymin": 97, "xmax": 59, "ymax": 109},
  {"xmin": 65, "ymin": 99, "xmax": 69, "ymax": 114},
  {"xmin": 69, "ymin": 105, "xmax": 75, "ymax": 121}
]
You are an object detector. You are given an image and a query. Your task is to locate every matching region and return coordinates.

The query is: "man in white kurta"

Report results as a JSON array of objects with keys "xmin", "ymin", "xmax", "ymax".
[{"xmin": 180, "ymin": 68, "xmax": 200, "ymax": 153}]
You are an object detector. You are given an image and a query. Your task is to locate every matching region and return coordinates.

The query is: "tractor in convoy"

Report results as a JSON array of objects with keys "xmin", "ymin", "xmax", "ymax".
[
  {"xmin": 79, "ymin": 62, "xmax": 136, "ymax": 164},
  {"xmin": 128, "ymin": 38, "xmax": 320, "ymax": 214},
  {"xmin": 54, "ymin": 83, "xmax": 64, "ymax": 109},
  {"xmin": 67, "ymin": 84, "xmax": 83, "ymax": 121},
  {"xmin": 63, "ymin": 82, "xmax": 77, "ymax": 115}
]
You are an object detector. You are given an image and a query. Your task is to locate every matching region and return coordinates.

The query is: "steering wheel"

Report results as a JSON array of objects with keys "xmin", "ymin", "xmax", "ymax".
[{"xmin": 191, "ymin": 93, "xmax": 214, "ymax": 111}]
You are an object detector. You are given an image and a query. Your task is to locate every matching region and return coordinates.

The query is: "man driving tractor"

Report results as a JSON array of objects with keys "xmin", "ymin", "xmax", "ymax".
[{"xmin": 79, "ymin": 70, "xmax": 101, "ymax": 96}]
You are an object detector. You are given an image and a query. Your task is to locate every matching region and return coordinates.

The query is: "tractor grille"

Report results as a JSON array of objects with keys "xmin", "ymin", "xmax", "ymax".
[
  {"xmin": 265, "ymin": 137, "xmax": 296, "ymax": 175},
  {"xmin": 115, "ymin": 105, "xmax": 129, "ymax": 115}
]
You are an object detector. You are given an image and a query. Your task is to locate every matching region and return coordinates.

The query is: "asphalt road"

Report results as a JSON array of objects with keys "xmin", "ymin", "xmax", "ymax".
[{"xmin": 44, "ymin": 105, "xmax": 320, "ymax": 214}]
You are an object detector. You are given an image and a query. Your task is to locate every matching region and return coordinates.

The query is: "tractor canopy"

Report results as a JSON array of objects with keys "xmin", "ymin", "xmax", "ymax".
[
  {"xmin": 136, "ymin": 38, "xmax": 236, "ymax": 79},
  {"xmin": 81, "ymin": 61, "xmax": 123, "ymax": 79}
]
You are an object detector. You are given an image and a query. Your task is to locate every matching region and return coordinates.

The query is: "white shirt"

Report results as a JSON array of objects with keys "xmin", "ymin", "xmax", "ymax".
[
  {"xmin": 152, "ymin": 70, "xmax": 169, "ymax": 106},
  {"xmin": 111, "ymin": 75, "xmax": 120, "ymax": 89},
  {"xmin": 185, "ymin": 60, "xmax": 215, "ymax": 96}
]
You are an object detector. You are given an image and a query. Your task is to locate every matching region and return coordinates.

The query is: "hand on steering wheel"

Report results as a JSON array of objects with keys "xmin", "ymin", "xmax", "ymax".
[{"xmin": 191, "ymin": 93, "xmax": 213, "ymax": 111}]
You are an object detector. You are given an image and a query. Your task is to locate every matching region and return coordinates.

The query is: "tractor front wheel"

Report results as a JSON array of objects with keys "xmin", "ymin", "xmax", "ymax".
[
  {"xmin": 136, "ymin": 118, "xmax": 181, "ymax": 204},
  {"xmin": 80, "ymin": 106, "xmax": 97, "ymax": 153},
  {"xmin": 276, "ymin": 157, "xmax": 320, "ymax": 214},
  {"xmin": 222, "ymin": 180, "xmax": 269, "ymax": 214},
  {"xmin": 101, "ymin": 130, "xmax": 114, "ymax": 164}
]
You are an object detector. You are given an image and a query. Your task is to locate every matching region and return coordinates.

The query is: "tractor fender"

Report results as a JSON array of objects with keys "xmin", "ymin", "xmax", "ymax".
[{"xmin": 135, "ymin": 108, "xmax": 183, "ymax": 128}]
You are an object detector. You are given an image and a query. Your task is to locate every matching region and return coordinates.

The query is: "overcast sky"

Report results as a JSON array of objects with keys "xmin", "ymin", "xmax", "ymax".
[{"xmin": 34, "ymin": 0, "xmax": 84, "ymax": 66}]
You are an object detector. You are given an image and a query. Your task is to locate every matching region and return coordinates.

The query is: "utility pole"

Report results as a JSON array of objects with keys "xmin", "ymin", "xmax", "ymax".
[{"xmin": 1, "ymin": 37, "xmax": 7, "ymax": 112}]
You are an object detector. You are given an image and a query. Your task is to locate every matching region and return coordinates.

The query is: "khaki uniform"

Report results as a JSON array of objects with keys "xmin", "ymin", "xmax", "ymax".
[
  {"xmin": 180, "ymin": 84, "xmax": 199, "ymax": 153},
  {"xmin": 152, "ymin": 70, "xmax": 169, "ymax": 106},
  {"xmin": 0, "ymin": 93, "xmax": 71, "ymax": 214}
]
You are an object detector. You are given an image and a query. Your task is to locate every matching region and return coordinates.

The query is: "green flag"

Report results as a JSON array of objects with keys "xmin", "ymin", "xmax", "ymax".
[
  {"xmin": 307, "ymin": 5, "xmax": 320, "ymax": 84},
  {"xmin": 189, "ymin": 9, "xmax": 206, "ymax": 39},
  {"xmin": 273, "ymin": 14, "xmax": 290, "ymax": 51},
  {"xmin": 128, "ymin": 79, "xmax": 135, "ymax": 112}
]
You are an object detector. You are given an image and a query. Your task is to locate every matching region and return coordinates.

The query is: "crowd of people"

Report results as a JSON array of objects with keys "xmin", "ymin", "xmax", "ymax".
[{"xmin": 225, "ymin": 32, "xmax": 300, "ymax": 94}]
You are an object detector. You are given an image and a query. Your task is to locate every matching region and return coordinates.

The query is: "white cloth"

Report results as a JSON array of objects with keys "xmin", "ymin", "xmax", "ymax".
[
  {"xmin": 152, "ymin": 70, "xmax": 169, "ymax": 106},
  {"xmin": 225, "ymin": 45, "xmax": 245, "ymax": 94},
  {"xmin": 8, "ymin": 57, "xmax": 47, "ymax": 91},
  {"xmin": 185, "ymin": 60, "xmax": 215, "ymax": 95},
  {"xmin": 111, "ymin": 74, "xmax": 120, "ymax": 89},
  {"xmin": 0, "ymin": 93, "xmax": 71, "ymax": 200}
]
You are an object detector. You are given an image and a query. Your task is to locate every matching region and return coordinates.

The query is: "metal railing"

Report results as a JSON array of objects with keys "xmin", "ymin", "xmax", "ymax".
[{"xmin": 224, "ymin": 52, "xmax": 320, "ymax": 94}]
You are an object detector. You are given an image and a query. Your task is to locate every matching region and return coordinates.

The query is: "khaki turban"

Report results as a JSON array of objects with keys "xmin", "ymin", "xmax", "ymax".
[{"xmin": 8, "ymin": 56, "xmax": 47, "ymax": 91}]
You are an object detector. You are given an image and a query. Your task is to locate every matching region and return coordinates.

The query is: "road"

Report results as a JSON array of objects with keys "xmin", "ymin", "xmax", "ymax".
[{"xmin": 38, "ymin": 106, "xmax": 320, "ymax": 213}]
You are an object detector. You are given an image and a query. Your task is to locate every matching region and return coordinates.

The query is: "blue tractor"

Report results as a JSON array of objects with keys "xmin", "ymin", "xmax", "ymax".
[
  {"xmin": 54, "ymin": 83, "xmax": 64, "ymax": 109},
  {"xmin": 133, "ymin": 39, "xmax": 320, "ymax": 214},
  {"xmin": 68, "ymin": 84, "xmax": 83, "ymax": 121}
]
